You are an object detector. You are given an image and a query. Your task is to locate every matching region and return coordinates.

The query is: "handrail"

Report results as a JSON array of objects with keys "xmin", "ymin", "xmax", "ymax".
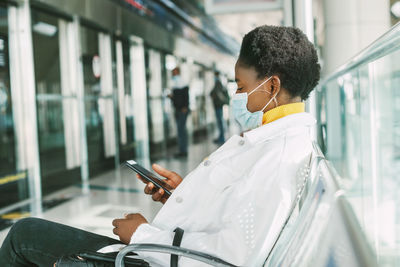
[
  {"xmin": 321, "ymin": 160, "xmax": 378, "ymax": 267},
  {"xmin": 265, "ymin": 149, "xmax": 377, "ymax": 267},
  {"xmin": 336, "ymin": 196, "xmax": 378, "ymax": 267},
  {"xmin": 318, "ymin": 21, "xmax": 400, "ymax": 86}
]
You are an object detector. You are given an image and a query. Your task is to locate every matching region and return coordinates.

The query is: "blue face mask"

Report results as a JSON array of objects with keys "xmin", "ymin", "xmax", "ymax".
[
  {"xmin": 232, "ymin": 76, "xmax": 277, "ymax": 131},
  {"xmin": 172, "ymin": 75, "xmax": 180, "ymax": 82}
]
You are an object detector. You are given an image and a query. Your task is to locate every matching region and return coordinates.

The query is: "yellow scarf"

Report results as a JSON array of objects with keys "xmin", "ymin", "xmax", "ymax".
[{"xmin": 262, "ymin": 102, "xmax": 305, "ymax": 125}]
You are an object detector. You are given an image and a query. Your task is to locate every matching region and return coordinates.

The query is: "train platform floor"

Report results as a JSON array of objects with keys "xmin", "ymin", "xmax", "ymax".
[{"xmin": 0, "ymin": 134, "xmax": 222, "ymax": 245}]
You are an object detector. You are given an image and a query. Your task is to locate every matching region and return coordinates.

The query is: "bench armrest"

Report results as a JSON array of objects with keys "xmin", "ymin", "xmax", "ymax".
[{"xmin": 115, "ymin": 243, "xmax": 239, "ymax": 267}]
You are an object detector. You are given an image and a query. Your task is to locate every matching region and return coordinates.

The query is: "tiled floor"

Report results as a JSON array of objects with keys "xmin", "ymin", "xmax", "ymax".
[{"xmin": 0, "ymin": 136, "xmax": 222, "ymax": 245}]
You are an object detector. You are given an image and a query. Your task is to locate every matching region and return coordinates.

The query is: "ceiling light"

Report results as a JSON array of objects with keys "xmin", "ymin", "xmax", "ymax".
[
  {"xmin": 391, "ymin": 1, "xmax": 400, "ymax": 18},
  {"xmin": 33, "ymin": 22, "xmax": 57, "ymax": 37}
]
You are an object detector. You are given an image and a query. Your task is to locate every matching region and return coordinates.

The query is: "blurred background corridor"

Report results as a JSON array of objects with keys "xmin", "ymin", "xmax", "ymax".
[{"xmin": 0, "ymin": 0, "xmax": 400, "ymax": 266}]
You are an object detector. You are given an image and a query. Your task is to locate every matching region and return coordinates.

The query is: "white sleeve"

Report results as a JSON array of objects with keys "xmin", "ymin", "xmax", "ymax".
[{"xmin": 129, "ymin": 164, "xmax": 292, "ymax": 266}]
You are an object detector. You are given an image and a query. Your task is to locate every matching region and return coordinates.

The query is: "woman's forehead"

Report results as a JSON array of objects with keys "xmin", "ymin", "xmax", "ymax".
[{"xmin": 235, "ymin": 62, "xmax": 258, "ymax": 82}]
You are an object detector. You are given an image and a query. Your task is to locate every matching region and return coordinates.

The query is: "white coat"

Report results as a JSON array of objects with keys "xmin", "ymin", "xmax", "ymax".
[{"xmin": 130, "ymin": 112, "xmax": 316, "ymax": 266}]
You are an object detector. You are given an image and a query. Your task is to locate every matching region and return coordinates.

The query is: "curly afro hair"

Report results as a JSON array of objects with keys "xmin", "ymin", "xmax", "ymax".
[{"xmin": 238, "ymin": 25, "xmax": 320, "ymax": 100}]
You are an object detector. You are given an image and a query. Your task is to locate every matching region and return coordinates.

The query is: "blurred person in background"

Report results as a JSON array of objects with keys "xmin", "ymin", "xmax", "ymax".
[
  {"xmin": 170, "ymin": 66, "xmax": 189, "ymax": 158},
  {"xmin": 210, "ymin": 71, "xmax": 230, "ymax": 145}
]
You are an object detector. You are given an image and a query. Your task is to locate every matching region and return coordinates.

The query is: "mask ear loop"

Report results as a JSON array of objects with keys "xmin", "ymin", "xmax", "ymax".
[
  {"xmin": 271, "ymin": 78, "xmax": 280, "ymax": 108},
  {"xmin": 266, "ymin": 78, "xmax": 279, "ymax": 109},
  {"xmin": 271, "ymin": 85, "xmax": 279, "ymax": 108},
  {"xmin": 273, "ymin": 97, "xmax": 278, "ymax": 107},
  {"xmin": 248, "ymin": 76, "xmax": 279, "ymax": 112},
  {"xmin": 249, "ymin": 76, "xmax": 279, "ymax": 112},
  {"xmin": 260, "ymin": 92, "xmax": 277, "ymax": 112},
  {"xmin": 248, "ymin": 76, "xmax": 273, "ymax": 96}
]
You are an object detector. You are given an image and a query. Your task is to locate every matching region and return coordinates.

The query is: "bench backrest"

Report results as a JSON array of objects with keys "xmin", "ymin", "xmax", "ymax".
[
  {"xmin": 264, "ymin": 157, "xmax": 377, "ymax": 267},
  {"xmin": 249, "ymin": 143, "xmax": 323, "ymax": 266}
]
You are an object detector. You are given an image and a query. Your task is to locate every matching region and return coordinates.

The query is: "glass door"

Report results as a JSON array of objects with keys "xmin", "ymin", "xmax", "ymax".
[
  {"xmin": 115, "ymin": 38, "xmax": 136, "ymax": 162},
  {"xmin": 190, "ymin": 64, "xmax": 207, "ymax": 134},
  {"xmin": 146, "ymin": 48, "xmax": 166, "ymax": 158},
  {"xmin": 163, "ymin": 54, "xmax": 178, "ymax": 147},
  {"xmin": 31, "ymin": 10, "xmax": 81, "ymax": 195},
  {"xmin": 80, "ymin": 25, "xmax": 116, "ymax": 176},
  {"xmin": 0, "ymin": 4, "xmax": 28, "ymax": 209}
]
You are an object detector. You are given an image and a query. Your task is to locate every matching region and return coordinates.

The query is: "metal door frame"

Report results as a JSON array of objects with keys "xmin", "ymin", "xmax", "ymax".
[
  {"xmin": 8, "ymin": 0, "xmax": 42, "ymax": 214},
  {"xmin": 130, "ymin": 36, "xmax": 150, "ymax": 165}
]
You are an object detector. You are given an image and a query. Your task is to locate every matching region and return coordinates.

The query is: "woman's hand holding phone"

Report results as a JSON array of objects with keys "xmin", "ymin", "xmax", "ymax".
[{"xmin": 137, "ymin": 164, "xmax": 182, "ymax": 204}]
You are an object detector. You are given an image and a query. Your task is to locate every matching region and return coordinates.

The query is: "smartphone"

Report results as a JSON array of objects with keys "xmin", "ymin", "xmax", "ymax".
[{"xmin": 126, "ymin": 160, "xmax": 173, "ymax": 196}]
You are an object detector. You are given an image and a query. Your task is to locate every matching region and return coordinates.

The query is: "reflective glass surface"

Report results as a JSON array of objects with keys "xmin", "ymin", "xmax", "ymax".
[
  {"xmin": 146, "ymin": 49, "xmax": 166, "ymax": 156},
  {"xmin": 80, "ymin": 26, "xmax": 114, "ymax": 176},
  {"xmin": 163, "ymin": 54, "xmax": 177, "ymax": 144},
  {"xmin": 0, "ymin": 7, "xmax": 15, "ymax": 176},
  {"xmin": 123, "ymin": 41, "xmax": 134, "ymax": 145},
  {"xmin": 190, "ymin": 65, "xmax": 207, "ymax": 132},
  {"xmin": 118, "ymin": 40, "xmax": 135, "ymax": 161},
  {"xmin": 32, "ymin": 11, "xmax": 80, "ymax": 194},
  {"xmin": 320, "ymin": 47, "xmax": 400, "ymax": 266},
  {"xmin": 0, "ymin": 6, "xmax": 28, "ymax": 208}
]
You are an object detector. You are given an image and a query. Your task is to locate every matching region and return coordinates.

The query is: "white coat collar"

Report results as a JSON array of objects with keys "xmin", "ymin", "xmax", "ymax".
[{"xmin": 243, "ymin": 112, "xmax": 316, "ymax": 144}]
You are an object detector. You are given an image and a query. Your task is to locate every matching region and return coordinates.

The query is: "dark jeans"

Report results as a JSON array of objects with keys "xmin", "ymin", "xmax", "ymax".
[
  {"xmin": 175, "ymin": 110, "xmax": 188, "ymax": 154},
  {"xmin": 214, "ymin": 106, "xmax": 225, "ymax": 143},
  {"xmin": 0, "ymin": 217, "xmax": 123, "ymax": 266}
]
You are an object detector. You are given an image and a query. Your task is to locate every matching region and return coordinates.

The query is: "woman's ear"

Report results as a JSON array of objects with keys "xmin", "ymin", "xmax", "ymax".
[{"xmin": 270, "ymin": 75, "xmax": 281, "ymax": 95}]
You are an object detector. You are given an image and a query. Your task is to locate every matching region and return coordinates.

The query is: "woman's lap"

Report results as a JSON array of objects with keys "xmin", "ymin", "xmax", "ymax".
[{"xmin": 0, "ymin": 217, "xmax": 123, "ymax": 266}]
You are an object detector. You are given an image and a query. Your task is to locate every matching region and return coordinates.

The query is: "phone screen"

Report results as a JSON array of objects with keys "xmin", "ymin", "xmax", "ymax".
[{"xmin": 126, "ymin": 160, "xmax": 173, "ymax": 196}]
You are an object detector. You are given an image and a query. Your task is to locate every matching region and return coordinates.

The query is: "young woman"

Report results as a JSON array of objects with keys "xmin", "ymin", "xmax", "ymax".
[{"xmin": 0, "ymin": 25, "xmax": 320, "ymax": 266}]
